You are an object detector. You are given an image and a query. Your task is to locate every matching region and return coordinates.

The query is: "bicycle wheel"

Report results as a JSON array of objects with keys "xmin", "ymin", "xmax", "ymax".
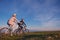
[
  {"xmin": 0, "ymin": 27, "xmax": 11, "ymax": 35},
  {"xmin": 23, "ymin": 28, "xmax": 29, "ymax": 33}
]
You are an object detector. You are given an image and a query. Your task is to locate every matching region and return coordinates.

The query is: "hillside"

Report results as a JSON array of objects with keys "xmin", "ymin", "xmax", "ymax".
[{"xmin": 0, "ymin": 31, "xmax": 60, "ymax": 40}]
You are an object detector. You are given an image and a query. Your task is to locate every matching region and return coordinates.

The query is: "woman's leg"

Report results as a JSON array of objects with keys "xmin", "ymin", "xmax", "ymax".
[{"xmin": 9, "ymin": 25, "xmax": 13, "ymax": 36}]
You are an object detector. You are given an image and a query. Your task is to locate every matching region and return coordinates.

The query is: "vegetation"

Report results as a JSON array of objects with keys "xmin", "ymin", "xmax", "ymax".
[{"xmin": 0, "ymin": 31, "xmax": 60, "ymax": 40}]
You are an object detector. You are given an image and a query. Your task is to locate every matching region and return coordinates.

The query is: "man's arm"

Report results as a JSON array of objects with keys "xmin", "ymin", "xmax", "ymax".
[{"xmin": 23, "ymin": 22, "xmax": 27, "ymax": 27}]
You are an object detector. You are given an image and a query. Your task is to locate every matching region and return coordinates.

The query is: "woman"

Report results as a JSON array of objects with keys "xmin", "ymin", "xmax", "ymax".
[{"xmin": 7, "ymin": 13, "xmax": 18, "ymax": 36}]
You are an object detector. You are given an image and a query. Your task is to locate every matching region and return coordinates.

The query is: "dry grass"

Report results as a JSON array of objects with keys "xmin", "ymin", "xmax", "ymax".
[{"xmin": 0, "ymin": 31, "xmax": 60, "ymax": 40}]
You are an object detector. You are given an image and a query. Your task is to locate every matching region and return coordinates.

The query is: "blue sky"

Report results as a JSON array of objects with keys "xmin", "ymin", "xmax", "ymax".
[{"xmin": 0, "ymin": 0, "xmax": 60, "ymax": 31}]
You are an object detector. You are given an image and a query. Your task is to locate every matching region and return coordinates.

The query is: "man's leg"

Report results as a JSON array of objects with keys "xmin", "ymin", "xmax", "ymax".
[{"xmin": 20, "ymin": 26, "xmax": 23, "ymax": 34}]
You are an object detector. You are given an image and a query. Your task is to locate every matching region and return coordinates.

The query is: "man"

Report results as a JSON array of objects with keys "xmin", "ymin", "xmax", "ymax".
[
  {"xmin": 18, "ymin": 19, "xmax": 27, "ymax": 32},
  {"xmin": 7, "ymin": 13, "xmax": 18, "ymax": 36}
]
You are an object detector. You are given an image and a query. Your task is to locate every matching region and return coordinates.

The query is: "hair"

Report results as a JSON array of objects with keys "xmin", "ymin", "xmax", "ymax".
[{"xmin": 12, "ymin": 13, "xmax": 16, "ymax": 17}]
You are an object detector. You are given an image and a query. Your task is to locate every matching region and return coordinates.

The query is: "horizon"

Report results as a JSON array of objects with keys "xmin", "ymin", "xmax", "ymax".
[{"xmin": 0, "ymin": 0, "xmax": 60, "ymax": 31}]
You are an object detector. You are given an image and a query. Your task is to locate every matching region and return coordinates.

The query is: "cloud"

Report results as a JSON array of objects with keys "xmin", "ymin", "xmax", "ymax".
[
  {"xmin": 0, "ymin": 0, "xmax": 60, "ymax": 31},
  {"xmin": 27, "ymin": 0, "xmax": 60, "ymax": 31},
  {"xmin": 30, "ymin": 25, "xmax": 60, "ymax": 31}
]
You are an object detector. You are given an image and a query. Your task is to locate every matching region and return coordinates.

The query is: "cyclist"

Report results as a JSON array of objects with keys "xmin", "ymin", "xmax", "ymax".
[
  {"xmin": 18, "ymin": 19, "xmax": 27, "ymax": 32},
  {"xmin": 7, "ymin": 13, "xmax": 18, "ymax": 36}
]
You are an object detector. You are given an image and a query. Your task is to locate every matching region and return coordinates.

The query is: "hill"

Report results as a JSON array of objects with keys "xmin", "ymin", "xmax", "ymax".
[{"xmin": 0, "ymin": 31, "xmax": 60, "ymax": 40}]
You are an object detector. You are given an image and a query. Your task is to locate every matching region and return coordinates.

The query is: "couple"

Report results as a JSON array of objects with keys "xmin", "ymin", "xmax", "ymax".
[{"xmin": 7, "ymin": 13, "xmax": 26, "ymax": 36}]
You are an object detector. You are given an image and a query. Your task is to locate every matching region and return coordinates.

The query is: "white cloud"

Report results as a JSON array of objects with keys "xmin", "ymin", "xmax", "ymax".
[
  {"xmin": 30, "ymin": 26, "xmax": 60, "ymax": 31},
  {"xmin": 27, "ymin": 0, "xmax": 60, "ymax": 31},
  {"xmin": 29, "ymin": 19, "xmax": 60, "ymax": 31}
]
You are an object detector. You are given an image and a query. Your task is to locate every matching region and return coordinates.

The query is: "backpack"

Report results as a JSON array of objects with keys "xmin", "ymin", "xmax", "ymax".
[{"xmin": 7, "ymin": 20, "xmax": 10, "ymax": 26}]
